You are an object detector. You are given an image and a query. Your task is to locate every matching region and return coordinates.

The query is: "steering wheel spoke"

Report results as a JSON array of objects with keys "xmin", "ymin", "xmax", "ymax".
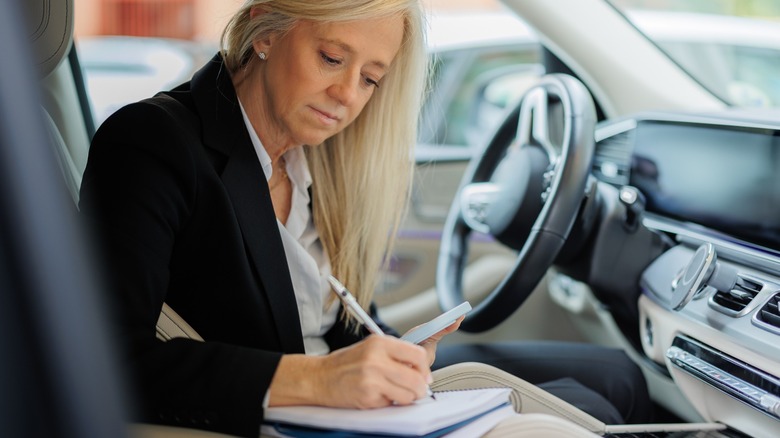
[{"xmin": 517, "ymin": 86, "xmax": 560, "ymax": 165}]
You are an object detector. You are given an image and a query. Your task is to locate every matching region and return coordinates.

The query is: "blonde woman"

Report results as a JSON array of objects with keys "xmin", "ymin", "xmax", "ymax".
[
  {"xmin": 80, "ymin": 0, "xmax": 648, "ymax": 436},
  {"xmin": 81, "ymin": 1, "xmax": 456, "ymax": 436}
]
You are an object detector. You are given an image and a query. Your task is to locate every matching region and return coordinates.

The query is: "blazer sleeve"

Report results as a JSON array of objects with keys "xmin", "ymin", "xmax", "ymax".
[{"xmin": 79, "ymin": 101, "xmax": 277, "ymax": 438}]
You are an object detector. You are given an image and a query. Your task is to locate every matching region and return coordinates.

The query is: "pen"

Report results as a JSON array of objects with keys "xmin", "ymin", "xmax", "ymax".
[
  {"xmin": 327, "ymin": 275, "xmax": 385, "ymax": 335},
  {"xmin": 327, "ymin": 275, "xmax": 436, "ymax": 401}
]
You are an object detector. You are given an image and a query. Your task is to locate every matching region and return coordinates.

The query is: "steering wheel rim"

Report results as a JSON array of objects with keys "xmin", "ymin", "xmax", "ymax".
[{"xmin": 436, "ymin": 73, "xmax": 597, "ymax": 333}]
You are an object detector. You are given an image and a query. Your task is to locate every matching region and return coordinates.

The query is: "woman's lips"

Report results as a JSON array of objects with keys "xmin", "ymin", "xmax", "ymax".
[{"xmin": 310, "ymin": 106, "xmax": 340, "ymax": 126}]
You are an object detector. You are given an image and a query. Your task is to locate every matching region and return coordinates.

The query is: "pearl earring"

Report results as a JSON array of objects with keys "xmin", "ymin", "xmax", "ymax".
[{"xmin": 258, "ymin": 51, "xmax": 267, "ymax": 61}]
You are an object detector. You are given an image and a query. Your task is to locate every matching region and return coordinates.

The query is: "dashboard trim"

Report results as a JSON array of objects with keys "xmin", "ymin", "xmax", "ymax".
[
  {"xmin": 642, "ymin": 214, "xmax": 780, "ymax": 277},
  {"xmin": 667, "ymin": 335, "xmax": 780, "ymax": 421}
]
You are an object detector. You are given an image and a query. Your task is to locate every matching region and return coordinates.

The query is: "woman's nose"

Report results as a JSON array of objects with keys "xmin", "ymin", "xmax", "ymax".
[{"xmin": 328, "ymin": 73, "xmax": 359, "ymax": 107}]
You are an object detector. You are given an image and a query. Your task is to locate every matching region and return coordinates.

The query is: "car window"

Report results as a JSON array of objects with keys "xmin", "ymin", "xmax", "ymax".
[
  {"xmin": 416, "ymin": 9, "xmax": 543, "ymax": 150},
  {"xmin": 610, "ymin": 1, "xmax": 780, "ymax": 108},
  {"xmin": 660, "ymin": 42, "xmax": 780, "ymax": 108},
  {"xmin": 428, "ymin": 46, "xmax": 542, "ymax": 148},
  {"xmin": 76, "ymin": 36, "xmax": 206, "ymax": 126}
]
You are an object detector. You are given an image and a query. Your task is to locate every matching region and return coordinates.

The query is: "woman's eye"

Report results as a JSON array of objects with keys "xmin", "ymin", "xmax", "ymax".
[
  {"xmin": 364, "ymin": 77, "xmax": 380, "ymax": 88},
  {"xmin": 320, "ymin": 52, "xmax": 341, "ymax": 66}
]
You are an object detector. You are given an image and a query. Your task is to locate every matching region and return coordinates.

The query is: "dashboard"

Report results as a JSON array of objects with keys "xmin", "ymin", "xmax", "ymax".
[
  {"xmin": 594, "ymin": 111, "xmax": 780, "ymax": 256},
  {"xmin": 591, "ymin": 110, "xmax": 780, "ymax": 437}
]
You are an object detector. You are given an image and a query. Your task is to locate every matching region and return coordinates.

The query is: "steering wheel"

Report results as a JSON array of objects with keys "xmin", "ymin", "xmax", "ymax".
[{"xmin": 437, "ymin": 74, "xmax": 597, "ymax": 333}]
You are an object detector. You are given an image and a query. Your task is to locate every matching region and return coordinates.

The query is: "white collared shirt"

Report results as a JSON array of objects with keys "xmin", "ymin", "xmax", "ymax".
[{"xmin": 239, "ymin": 103, "xmax": 339, "ymax": 356}]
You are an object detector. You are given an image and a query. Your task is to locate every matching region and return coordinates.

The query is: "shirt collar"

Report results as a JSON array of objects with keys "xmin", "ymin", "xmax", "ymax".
[
  {"xmin": 238, "ymin": 100, "xmax": 273, "ymax": 181},
  {"xmin": 237, "ymin": 99, "xmax": 313, "ymax": 199}
]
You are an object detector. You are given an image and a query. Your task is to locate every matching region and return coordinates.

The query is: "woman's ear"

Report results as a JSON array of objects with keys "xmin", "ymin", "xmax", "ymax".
[{"xmin": 250, "ymin": 6, "xmax": 273, "ymax": 58}]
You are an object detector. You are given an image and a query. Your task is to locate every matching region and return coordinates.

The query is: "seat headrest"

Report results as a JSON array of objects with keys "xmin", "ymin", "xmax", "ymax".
[{"xmin": 27, "ymin": 0, "xmax": 74, "ymax": 77}]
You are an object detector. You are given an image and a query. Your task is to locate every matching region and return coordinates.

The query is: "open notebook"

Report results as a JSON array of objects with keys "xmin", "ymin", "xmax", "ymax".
[{"xmin": 261, "ymin": 387, "xmax": 512, "ymax": 438}]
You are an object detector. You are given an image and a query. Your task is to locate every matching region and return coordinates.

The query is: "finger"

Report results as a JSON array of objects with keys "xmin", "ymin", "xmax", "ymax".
[
  {"xmin": 340, "ymin": 337, "xmax": 432, "ymax": 406},
  {"xmin": 417, "ymin": 317, "xmax": 463, "ymax": 366},
  {"xmin": 394, "ymin": 345, "xmax": 431, "ymax": 381},
  {"xmin": 374, "ymin": 336, "xmax": 430, "ymax": 374},
  {"xmin": 376, "ymin": 337, "xmax": 433, "ymax": 393},
  {"xmin": 435, "ymin": 315, "xmax": 464, "ymax": 337},
  {"xmin": 420, "ymin": 315, "xmax": 465, "ymax": 345},
  {"xmin": 380, "ymin": 364, "xmax": 430, "ymax": 404}
]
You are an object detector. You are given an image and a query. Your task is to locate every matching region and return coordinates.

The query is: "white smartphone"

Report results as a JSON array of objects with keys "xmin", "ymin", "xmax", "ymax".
[{"xmin": 400, "ymin": 301, "xmax": 472, "ymax": 344}]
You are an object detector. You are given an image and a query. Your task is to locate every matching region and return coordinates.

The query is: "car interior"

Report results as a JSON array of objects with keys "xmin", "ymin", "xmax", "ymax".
[{"xmin": 10, "ymin": 0, "xmax": 780, "ymax": 437}]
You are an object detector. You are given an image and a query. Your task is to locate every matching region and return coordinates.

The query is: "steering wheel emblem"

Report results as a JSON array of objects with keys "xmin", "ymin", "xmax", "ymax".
[{"xmin": 460, "ymin": 183, "xmax": 501, "ymax": 234}]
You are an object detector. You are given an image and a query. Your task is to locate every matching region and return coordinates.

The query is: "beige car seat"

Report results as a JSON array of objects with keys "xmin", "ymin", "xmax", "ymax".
[{"xmin": 28, "ymin": 0, "xmax": 201, "ymax": 344}]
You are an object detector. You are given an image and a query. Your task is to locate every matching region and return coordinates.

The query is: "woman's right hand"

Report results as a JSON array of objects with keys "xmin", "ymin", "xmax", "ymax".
[{"xmin": 267, "ymin": 335, "xmax": 432, "ymax": 409}]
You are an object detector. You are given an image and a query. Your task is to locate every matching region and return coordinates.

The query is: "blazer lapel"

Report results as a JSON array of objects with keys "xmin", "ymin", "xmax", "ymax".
[{"xmin": 191, "ymin": 55, "xmax": 305, "ymax": 354}]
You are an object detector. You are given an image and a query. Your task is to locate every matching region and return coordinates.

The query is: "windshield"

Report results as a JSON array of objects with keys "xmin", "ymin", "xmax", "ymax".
[{"xmin": 609, "ymin": 0, "xmax": 780, "ymax": 108}]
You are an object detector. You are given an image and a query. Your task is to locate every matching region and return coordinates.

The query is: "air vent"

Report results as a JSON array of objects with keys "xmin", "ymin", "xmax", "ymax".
[
  {"xmin": 709, "ymin": 276, "xmax": 762, "ymax": 316},
  {"xmin": 593, "ymin": 130, "xmax": 633, "ymax": 186},
  {"xmin": 756, "ymin": 294, "xmax": 780, "ymax": 330}
]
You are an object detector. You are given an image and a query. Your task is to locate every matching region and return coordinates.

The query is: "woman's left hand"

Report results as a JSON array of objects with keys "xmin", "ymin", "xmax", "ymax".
[{"xmin": 406, "ymin": 316, "xmax": 465, "ymax": 366}]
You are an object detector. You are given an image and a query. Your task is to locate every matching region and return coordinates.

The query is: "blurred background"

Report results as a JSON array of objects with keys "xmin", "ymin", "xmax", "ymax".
[
  {"xmin": 72, "ymin": 0, "xmax": 780, "ymax": 43},
  {"xmin": 73, "ymin": 0, "xmax": 503, "ymax": 43},
  {"xmin": 70, "ymin": 0, "xmax": 780, "ymax": 126}
]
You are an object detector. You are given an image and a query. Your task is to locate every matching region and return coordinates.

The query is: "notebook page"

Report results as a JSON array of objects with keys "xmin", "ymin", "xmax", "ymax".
[{"xmin": 263, "ymin": 387, "xmax": 512, "ymax": 436}]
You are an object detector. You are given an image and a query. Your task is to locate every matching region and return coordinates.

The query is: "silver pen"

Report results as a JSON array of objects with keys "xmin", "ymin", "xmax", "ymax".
[
  {"xmin": 327, "ymin": 275, "xmax": 385, "ymax": 335},
  {"xmin": 327, "ymin": 275, "xmax": 436, "ymax": 401}
]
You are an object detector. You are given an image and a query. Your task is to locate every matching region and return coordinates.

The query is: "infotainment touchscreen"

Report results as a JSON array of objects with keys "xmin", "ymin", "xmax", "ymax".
[{"xmin": 629, "ymin": 120, "xmax": 780, "ymax": 251}]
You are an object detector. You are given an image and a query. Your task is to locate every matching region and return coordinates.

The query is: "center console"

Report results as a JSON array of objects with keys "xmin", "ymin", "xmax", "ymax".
[
  {"xmin": 636, "ymin": 235, "xmax": 780, "ymax": 438},
  {"xmin": 582, "ymin": 111, "xmax": 780, "ymax": 437}
]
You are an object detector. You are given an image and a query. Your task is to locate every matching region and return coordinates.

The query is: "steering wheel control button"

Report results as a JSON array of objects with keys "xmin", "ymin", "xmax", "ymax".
[
  {"xmin": 540, "ymin": 170, "xmax": 552, "ymax": 202},
  {"xmin": 643, "ymin": 316, "xmax": 653, "ymax": 348}
]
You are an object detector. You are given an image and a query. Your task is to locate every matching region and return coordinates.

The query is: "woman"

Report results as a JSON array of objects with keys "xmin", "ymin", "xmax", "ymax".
[
  {"xmin": 81, "ymin": 2, "xmax": 447, "ymax": 436},
  {"xmin": 79, "ymin": 1, "xmax": 648, "ymax": 436}
]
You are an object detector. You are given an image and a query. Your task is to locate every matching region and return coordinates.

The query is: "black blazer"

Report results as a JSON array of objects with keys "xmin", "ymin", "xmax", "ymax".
[{"xmin": 79, "ymin": 54, "xmax": 393, "ymax": 437}]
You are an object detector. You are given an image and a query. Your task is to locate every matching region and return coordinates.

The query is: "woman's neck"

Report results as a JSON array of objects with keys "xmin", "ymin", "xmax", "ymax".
[{"xmin": 232, "ymin": 64, "xmax": 296, "ymax": 162}]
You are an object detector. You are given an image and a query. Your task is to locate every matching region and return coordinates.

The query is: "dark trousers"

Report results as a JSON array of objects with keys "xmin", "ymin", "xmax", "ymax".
[{"xmin": 434, "ymin": 341, "xmax": 653, "ymax": 425}]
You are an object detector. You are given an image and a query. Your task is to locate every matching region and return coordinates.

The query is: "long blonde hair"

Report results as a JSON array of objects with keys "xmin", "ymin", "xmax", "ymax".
[{"xmin": 221, "ymin": 1, "xmax": 430, "ymax": 319}]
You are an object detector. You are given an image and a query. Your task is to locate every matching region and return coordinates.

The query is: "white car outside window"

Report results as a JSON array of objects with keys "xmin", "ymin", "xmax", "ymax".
[
  {"xmin": 77, "ymin": 9, "xmax": 780, "ymax": 140},
  {"xmin": 421, "ymin": 8, "xmax": 780, "ymax": 153}
]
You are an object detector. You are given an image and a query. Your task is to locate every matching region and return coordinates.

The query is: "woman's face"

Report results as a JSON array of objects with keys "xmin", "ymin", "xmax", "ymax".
[{"xmin": 254, "ymin": 15, "xmax": 404, "ymax": 149}]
